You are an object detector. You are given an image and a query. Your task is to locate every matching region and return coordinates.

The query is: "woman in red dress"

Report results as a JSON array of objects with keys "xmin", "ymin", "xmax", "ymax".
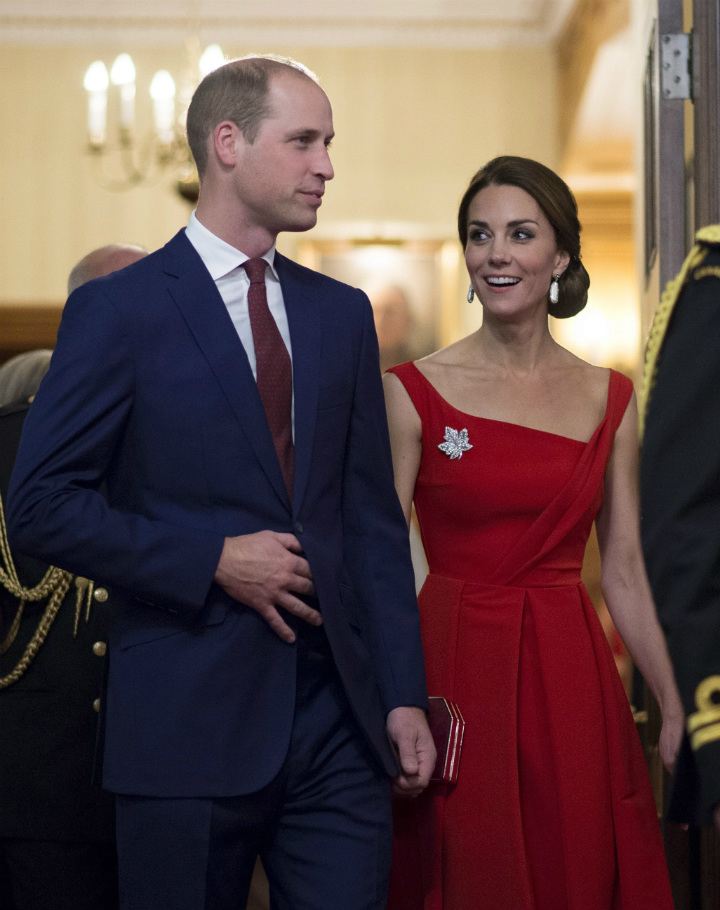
[{"xmin": 384, "ymin": 156, "xmax": 683, "ymax": 910}]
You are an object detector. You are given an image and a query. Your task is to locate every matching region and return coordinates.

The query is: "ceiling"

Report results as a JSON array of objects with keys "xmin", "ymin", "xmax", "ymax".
[{"xmin": 0, "ymin": 0, "xmax": 578, "ymax": 47}]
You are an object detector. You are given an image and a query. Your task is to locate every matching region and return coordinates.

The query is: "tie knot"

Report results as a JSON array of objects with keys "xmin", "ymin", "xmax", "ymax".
[{"xmin": 243, "ymin": 258, "xmax": 268, "ymax": 284}]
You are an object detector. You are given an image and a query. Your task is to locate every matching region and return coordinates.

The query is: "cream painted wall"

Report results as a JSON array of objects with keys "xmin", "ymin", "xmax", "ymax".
[
  {"xmin": 0, "ymin": 44, "xmax": 558, "ymax": 304},
  {"xmin": 553, "ymin": 192, "xmax": 640, "ymax": 373}
]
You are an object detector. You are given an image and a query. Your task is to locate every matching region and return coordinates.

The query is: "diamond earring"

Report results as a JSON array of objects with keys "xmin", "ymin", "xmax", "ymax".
[
  {"xmin": 549, "ymin": 274, "xmax": 560, "ymax": 305},
  {"xmin": 467, "ymin": 285, "xmax": 475, "ymax": 303}
]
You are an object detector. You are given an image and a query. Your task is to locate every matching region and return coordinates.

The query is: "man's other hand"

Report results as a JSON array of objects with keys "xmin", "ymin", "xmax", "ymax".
[
  {"xmin": 214, "ymin": 531, "xmax": 319, "ymax": 643},
  {"xmin": 387, "ymin": 705, "xmax": 436, "ymax": 798}
]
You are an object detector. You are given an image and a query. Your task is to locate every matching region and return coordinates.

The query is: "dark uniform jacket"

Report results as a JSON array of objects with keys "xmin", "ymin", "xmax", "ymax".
[
  {"xmin": 640, "ymin": 225, "xmax": 720, "ymax": 824},
  {"xmin": 0, "ymin": 400, "xmax": 115, "ymax": 841}
]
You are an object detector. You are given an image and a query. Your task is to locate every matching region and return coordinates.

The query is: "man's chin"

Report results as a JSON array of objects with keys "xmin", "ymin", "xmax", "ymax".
[{"xmin": 283, "ymin": 213, "xmax": 319, "ymax": 234}]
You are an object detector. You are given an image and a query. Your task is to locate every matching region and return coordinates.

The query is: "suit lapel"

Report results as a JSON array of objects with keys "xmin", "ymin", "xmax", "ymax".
[
  {"xmin": 277, "ymin": 254, "xmax": 321, "ymax": 515},
  {"xmin": 163, "ymin": 232, "xmax": 291, "ymax": 511}
]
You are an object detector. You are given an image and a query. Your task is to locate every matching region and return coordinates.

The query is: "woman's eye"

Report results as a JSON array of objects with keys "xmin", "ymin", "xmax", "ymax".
[
  {"xmin": 469, "ymin": 229, "xmax": 488, "ymax": 242},
  {"xmin": 514, "ymin": 229, "xmax": 534, "ymax": 241}
]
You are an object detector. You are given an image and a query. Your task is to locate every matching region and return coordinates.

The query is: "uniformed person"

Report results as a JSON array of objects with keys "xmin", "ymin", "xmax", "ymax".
[
  {"xmin": 0, "ymin": 244, "xmax": 145, "ymax": 910},
  {"xmin": 640, "ymin": 225, "xmax": 720, "ymax": 830}
]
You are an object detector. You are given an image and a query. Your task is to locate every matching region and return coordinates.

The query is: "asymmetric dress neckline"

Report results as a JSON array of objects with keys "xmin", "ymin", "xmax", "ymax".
[{"xmin": 407, "ymin": 359, "xmax": 608, "ymax": 446}]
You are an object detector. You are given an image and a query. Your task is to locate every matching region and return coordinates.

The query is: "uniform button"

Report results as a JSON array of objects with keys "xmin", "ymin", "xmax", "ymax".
[
  {"xmin": 294, "ymin": 522, "xmax": 304, "ymax": 534},
  {"xmin": 93, "ymin": 698, "xmax": 101, "ymax": 713},
  {"xmin": 92, "ymin": 641, "xmax": 107, "ymax": 657},
  {"xmin": 93, "ymin": 587, "xmax": 109, "ymax": 603}
]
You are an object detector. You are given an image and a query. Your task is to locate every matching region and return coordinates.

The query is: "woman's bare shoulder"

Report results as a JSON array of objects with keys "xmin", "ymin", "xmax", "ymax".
[{"xmin": 555, "ymin": 348, "xmax": 613, "ymax": 404}]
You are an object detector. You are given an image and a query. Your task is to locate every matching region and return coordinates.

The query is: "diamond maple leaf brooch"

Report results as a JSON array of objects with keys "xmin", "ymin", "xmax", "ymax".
[{"xmin": 438, "ymin": 426, "xmax": 473, "ymax": 459}]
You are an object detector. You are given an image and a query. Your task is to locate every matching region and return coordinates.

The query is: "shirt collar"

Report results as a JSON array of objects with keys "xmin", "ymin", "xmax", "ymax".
[{"xmin": 185, "ymin": 211, "xmax": 278, "ymax": 282}]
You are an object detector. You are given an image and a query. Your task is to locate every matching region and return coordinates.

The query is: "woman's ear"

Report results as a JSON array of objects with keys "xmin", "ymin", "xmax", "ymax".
[{"xmin": 554, "ymin": 248, "xmax": 571, "ymax": 276}]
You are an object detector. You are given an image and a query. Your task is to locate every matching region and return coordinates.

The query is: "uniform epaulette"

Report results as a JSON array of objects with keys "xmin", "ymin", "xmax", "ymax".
[
  {"xmin": 691, "ymin": 226, "xmax": 720, "ymax": 282},
  {"xmin": 695, "ymin": 225, "xmax": 720, "ymax": 246},
  {"xmin": 639, "ymin": 225, "xmax": 720, "ymax": 438}
]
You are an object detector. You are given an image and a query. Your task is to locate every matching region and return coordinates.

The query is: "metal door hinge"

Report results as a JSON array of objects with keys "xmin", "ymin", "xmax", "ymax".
[{"xmin": 661, "ymin": 33, "xmax": 691, "ymax": 100}]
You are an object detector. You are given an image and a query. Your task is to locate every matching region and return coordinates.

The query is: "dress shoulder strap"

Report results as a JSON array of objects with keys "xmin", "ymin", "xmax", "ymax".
[
  {"xmin": 606, "ymin": 370, "xmax": 634, "ymax": 438},
  {"xmin": 385, "ymin": 361, "xmax": 438, "ymax": 424}
]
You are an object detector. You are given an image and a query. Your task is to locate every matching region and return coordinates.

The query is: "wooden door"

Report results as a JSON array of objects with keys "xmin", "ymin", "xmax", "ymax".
[
  {"xmin": 693, "ymin": 0, "xmax": 720, "ymax": 229},
  {"xmin": 639, "ymin": 0, "xmax": 687, "ymax": 338}
]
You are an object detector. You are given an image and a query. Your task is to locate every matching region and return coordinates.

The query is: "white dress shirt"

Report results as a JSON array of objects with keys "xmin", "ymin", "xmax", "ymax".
[{"xmin": 184, "ymin": 211, "xmax": 294, "ymax": 433}]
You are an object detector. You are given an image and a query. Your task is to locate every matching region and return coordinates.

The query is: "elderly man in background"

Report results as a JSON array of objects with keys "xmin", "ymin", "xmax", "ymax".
[
  {"xmin": 0, "ymin": 245, "xmax": 146, "ymax": 409},
  {"xmin": 0, "ymin": 243, "xmax": 146, "ymax": 910}
]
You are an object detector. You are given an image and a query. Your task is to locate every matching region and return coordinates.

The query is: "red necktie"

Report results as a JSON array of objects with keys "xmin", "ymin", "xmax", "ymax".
[{"xmin": 243, "ymin": 258, "xmax": 294, "ymax": 499}]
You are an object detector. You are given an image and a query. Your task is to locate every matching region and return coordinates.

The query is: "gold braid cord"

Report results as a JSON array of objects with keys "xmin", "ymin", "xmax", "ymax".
[
  {"xmin": 0, "ymin": 491, "xmax": 92, "ymax": 688},
  {"xmin": 638, "ymin": 225, "xmax": 720, "ymax": 439},
  {"xmin": 692, "ymin": 266, "xmax": 720, "ymax": 283}
]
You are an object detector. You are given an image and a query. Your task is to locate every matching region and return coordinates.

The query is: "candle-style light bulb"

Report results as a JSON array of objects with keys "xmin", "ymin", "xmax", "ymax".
[
  {"xmin": 83, "ymin": 61, "xmax": 109, "ymax": 148},
  {"xmin": 199, "ymin": 44, "xmax": 224, "ymax": 78},
  {"xmin": 150, "ymin": 70, "xmax": 176, "ymax": 146},
  {"xmin": 110, "ymin": 53, "xmax": 136, "ymax": 132}
]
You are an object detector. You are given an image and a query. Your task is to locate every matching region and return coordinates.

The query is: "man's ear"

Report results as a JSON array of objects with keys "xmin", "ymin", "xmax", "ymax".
[{"xmin": 212, "ymin": 121, "xmax": 241, "ymax": 168}]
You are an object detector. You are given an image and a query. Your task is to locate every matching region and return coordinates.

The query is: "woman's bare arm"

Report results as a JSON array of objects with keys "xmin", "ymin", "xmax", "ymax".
[
  {"xmin": 382, "ymin": 372, "xmax": 423, "ymax": 526},
  {"xmin": 595, "ymin": 391, "xmax": 684, "ymax": 770}
]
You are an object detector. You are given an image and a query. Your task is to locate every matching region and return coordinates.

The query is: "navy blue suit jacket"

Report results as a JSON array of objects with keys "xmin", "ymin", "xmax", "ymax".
[{"xmin": 7, "ymin": 230, "xmax": 427, "ymax": 797}]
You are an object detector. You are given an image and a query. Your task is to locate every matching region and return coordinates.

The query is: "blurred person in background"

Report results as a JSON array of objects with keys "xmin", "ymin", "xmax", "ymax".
[{"xmin": 0, "ymin": 242, "xmax": 146, "ymax": 910}]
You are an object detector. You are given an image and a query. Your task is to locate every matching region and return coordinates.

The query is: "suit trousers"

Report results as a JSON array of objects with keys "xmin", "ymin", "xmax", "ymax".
[{"xmin": 115, "ymin": 622, "xmax": 393, "ymax": 910}]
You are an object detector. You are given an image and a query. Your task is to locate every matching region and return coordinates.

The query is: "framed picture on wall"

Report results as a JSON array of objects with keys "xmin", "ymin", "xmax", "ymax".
[{"xmin": 298, "ymin": 239, "xmax": 456, "ymax": 373}]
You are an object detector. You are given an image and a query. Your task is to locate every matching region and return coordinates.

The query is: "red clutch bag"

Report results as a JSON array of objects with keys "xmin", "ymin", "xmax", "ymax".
[{"xmin": 428, "ymin": 696, "xmax": 465, "ymax": 783}]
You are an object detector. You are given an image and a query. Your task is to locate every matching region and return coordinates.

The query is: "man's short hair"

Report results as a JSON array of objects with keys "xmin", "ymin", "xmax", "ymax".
[{"xmin": 186, "ymin": 55, "xmax": 319, "ymax": 179}]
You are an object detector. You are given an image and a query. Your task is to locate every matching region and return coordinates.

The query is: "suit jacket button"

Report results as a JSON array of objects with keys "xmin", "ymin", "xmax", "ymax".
[
  {"xmin": 294, "ymin": 522, "xmax": 304, "ymax": 534},
  {"xmin": 93, "ymin": 698, "xmax": 101, "ymax": 713},
  {"xmin": 93, "ymin": 587, "xmax": 109, "ymax": 603},
  {"xmin": 92, "ymin": 641, "xmax": 107, "ymax": 657}
]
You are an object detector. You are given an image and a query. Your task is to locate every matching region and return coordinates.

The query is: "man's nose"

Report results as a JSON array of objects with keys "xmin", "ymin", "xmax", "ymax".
[{"xmin": 316, "ymin": 146, "xmax": 334, "ymax": 181}]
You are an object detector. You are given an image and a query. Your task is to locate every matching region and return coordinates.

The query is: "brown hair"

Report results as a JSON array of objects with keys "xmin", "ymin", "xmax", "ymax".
[
  {"xmin": 457, "ymin": 156, "xmax": 590, "ymax": 318},
  {"xmin": 186, "ymin": 54, "xmax": 319, "ymax": 179}
]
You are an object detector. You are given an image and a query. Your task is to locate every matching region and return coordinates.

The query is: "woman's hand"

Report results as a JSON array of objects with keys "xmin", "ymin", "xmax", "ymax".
[{"xmin": 658, "ymin": 706, "xmax": 685, "ymax": 773}]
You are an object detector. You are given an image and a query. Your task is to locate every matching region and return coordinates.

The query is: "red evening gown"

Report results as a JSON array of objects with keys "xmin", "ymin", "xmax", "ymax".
[{"xmin": 386, "ymin": 362, "xmax": 673, "ymax": 910}]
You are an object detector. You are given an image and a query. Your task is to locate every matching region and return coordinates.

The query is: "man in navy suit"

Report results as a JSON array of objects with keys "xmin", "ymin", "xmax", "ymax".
[{"xmin": 7, "ymin": 55, "xmax": 433, "ymax": 910}]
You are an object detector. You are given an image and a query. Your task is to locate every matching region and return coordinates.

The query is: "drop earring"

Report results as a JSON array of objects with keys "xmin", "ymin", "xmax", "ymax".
[
  {"xmin": 467, "ymin": 285, "xmax": 475, "ymax": 303},
  {"xmin": 549, "ymin": 274, "xmax": 560, "ymax": 305}
]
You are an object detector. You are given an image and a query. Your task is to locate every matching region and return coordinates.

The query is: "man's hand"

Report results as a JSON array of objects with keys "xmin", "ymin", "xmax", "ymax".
[
  {"xmin": 214, "ymin": 531, "xmax": 319, "ymax": 643},
  {"xmin": 387, "ymin": 705, "xmax": 436, "ymax": 798}
]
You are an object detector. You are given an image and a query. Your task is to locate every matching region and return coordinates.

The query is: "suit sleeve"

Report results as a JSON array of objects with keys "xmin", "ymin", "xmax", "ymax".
[
  {"xmin": 341, "ymin": 294, "xmax": 428, "ymax": 713},
  {"xmin": 641, "ymin": 258, "xmax": 720, "ymax": 820},
  {"xmin": 6, "ymin": 284, "xmax": 224, "ymax": 617}
]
